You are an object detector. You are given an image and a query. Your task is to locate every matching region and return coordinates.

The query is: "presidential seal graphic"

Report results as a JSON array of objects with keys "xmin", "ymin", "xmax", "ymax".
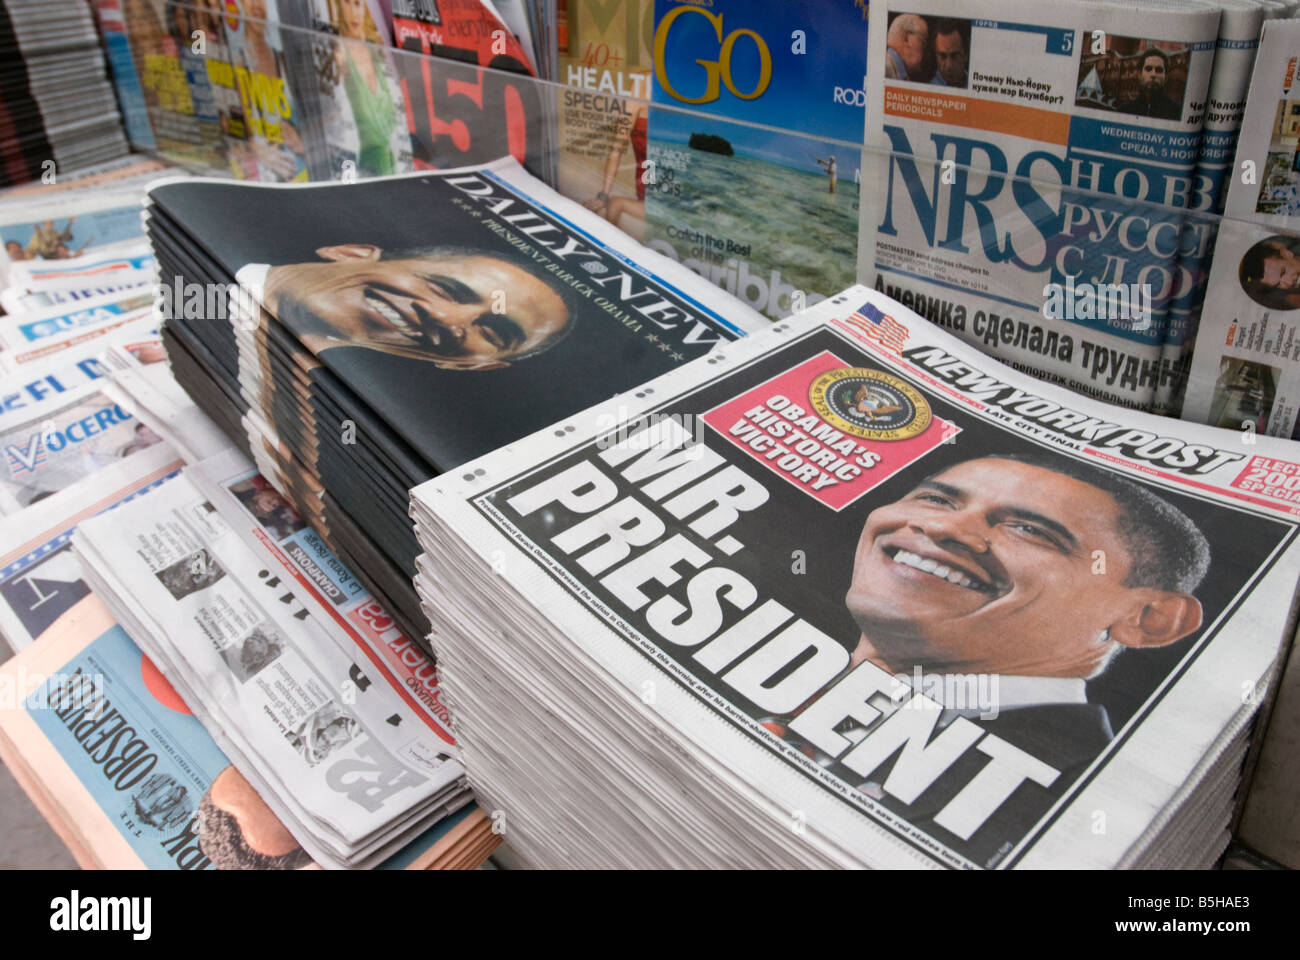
[{"xmin": 809, "ymin": 368, "xmax": 932, "ymax": 441}]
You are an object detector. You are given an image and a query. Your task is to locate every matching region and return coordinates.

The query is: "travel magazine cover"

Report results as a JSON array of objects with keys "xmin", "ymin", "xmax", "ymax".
[{"xmin": 647, "ymin": 0, "xmax": 870, "ymax": 320}]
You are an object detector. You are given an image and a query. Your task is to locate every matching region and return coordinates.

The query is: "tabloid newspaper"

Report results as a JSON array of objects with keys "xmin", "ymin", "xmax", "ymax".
[
  {"xmin": 1183, "ymin": 18, "xmax": 1300, "ymax": 439},
  {"xmin": 646, "ymin": 1, "xmax": 869, "ymax": 319},
  {"xmin": 144, "ymin": 156, "xmax": 763, "ymax": 638},
  {"xmin": 74, "ymin": 473, "xmax": 468, "ymax": 868},
  {"xmin": 413, "ymin": 283, "xmax": 1300, "ymax": 868},
  {"xmin": 858, "ymin": 0, "xmax": 1222, "ymax": 411}
]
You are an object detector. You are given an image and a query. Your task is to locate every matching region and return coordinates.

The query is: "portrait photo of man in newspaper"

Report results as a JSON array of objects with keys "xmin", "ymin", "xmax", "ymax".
[
  {"xmin": 244, "ymin": 242, "xmax": 577, "ymax": 371},
  {"xmin": 842, "ymin": 453, "xmax": 1207, "ymax": 748},
  {"xmin": 756, "ymin": 451, "xmax": 1212, "ymax": 864},
  {"xmin": 1238, "ymin": 234, "xmax": 1300, "ymax": 311}
]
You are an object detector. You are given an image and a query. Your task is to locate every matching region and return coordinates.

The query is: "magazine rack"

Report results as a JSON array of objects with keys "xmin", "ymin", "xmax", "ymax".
[{"xmin": 112, "ymin": 3, "xmax": 1300, "ymax": 426}]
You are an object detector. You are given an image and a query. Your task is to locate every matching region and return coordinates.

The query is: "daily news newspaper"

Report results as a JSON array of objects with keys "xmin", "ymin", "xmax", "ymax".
[
  {"xmin": 858, "ymin": 0, "xmax": 1221, "ymax": 411},
  {"xmin": 73, "ymin": 476, "xmax": 467, "ymax": 868},
  {"xmin": 415, "ymin": 283, "xmax": 1300, "ymax": 868},
  {"xmin": 1184, "ymin": 19, "xmax": 1300, "ymax": 439}
]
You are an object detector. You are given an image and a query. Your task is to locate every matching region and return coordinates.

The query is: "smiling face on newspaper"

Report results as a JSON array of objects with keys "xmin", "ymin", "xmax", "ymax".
[{"xmin": 418, "ymin": 285, "xmax": 1300, "ymax": 869}]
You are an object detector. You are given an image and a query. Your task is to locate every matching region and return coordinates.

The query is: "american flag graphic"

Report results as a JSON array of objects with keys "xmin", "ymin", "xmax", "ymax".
[
  {"xmin": 844, "ymin": 303, "xmax": 908, "ymax": 354},
  {"xmin": 5, "ymin": 436, "xmax": 46, "ymax": 478}
]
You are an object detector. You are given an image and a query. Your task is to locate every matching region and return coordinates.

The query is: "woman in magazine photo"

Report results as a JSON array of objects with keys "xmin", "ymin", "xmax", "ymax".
[
  {"xmin": 581, "ymin": 94, "xmax": 650, "ymax": 241},
  {"xmin": 334, "ymin": 0, "xmax": 403, "ymax": 177}
]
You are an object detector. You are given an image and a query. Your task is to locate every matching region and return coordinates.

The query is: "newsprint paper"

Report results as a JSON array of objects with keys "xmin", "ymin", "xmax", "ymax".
[
  {"xmin": 858, "ymin": 0, "xmax": 1221, "ymax": 411},
  {"xmin": 1184, "ymin": 19, "xmax": 1300, "ymax": 439},
  {"xmin": 413, "ymin": 284, "xmax": 1300, "ymax": 868}
]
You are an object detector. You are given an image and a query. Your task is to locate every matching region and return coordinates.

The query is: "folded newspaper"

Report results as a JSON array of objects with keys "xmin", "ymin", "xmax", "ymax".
[
  {"xmin": 411, "ymin": 283, "xmax": 1300, "ymax": 868},
  {"xmin": 1184, "ymin": 18, "xmax": 1300, "ymax": 439},
  {"xmin": 144, "ymin": 157, "xmax": 764, "ymax": 646},
  {"xmin": 859, "ymin": 0, "xmax": 1223, "ymax": 412},
  {"xmin": 73, "ymin": 472, "xmax": 470, "ymax": 869},
  {"xmin": 0, "ymin": 593, "xmax": 495, "ymax": 870}
]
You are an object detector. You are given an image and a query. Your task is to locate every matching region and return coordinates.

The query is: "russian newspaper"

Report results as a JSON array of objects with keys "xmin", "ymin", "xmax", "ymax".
[{"xmin": 858, "ymin": 0, "xmax": 1221, "ymax": 410}]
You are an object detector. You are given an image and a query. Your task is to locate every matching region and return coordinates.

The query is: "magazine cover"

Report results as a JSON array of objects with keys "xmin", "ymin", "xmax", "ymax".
[
  {"xmin": 198, "ymin": 0, "xmax": 260, "ymax": 180},
  {"xmin": 96, "ymin": 0, "xmax": 158, "ymax": 152},
  {"xmin": 390, "ymin": 0, "xmax": 548, "ymax": 174},
  {"xmin": 647, "ymin": 0, "xmax": 869, "ymax": 319},
  {"xmin": 117, "ymin": 0, "xmax": 207, "ymax": 166},
  {"xmin": 858, "ymin": 0, "xmax": 1221, "ymax": 410},
  {"xmin": 415, "ymin": 283, "xmax": 1300, "ymax": 868},
  {"xmin": 170, "ymin": 0, "xmax": 230, "ymax": 173},
  {"xmin": 308, "ymin": 0, "xmax": 413, "ymax": 178},
  {"xmin": 225, "ymin": 0, "xmax": 311, "ymax": 182},
  {"xmin": 556, "ymin": 0, "xmax": 653, "ymax": 241}
]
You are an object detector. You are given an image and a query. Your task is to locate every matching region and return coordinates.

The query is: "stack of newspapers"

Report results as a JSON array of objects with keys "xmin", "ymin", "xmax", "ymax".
[
  {"xmin": 856, "ymin": 0, "xmax": 1298, "ymax": 418},
  {"xmin": 0, "ymin": 0, "xmax": 131, "ymax": 186},
  {"xmin": 143, "ymin": 158, "xmax": 762, "ymax": 647},
  {"xmin": 411, "ymin": 284, "xmax": 1300, "ymax": 868},
  {"xmin": 0, "ymin": 164, "xmax": 170, "ymax": 656},
  {"xmin": 70, "ymin": 471, "xmax": 472, "ymax": 869},
  {"xmin": 0, "ymin": 172, "xmax": 498, "ymax": 870},
  {"xmin": 0, "ymin": 592, "xmax": 495, "ymax": 870}
]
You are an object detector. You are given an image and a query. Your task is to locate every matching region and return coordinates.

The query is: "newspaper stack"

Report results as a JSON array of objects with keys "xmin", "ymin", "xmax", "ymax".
[
  {"xmin": 144, "ymin": 158, "xmax": 763, "ymax": 649},
  {"xmin": 411, "ymin": 284, "xmax": 1300, "ymax": 868},
  {"xmin": 72, "ymin": 470, "xmax": 471, "ymax": 869},
  {"xmin": 0, "ymin": 592, "xmax": 498, "ymax": 870},
  {"xmin": 0, "ymin": 0, "xmax": 131, "ymax": 187},
  {"xmin": 858, "ymin": 0, "xmax": 1244, "ymax": 414},
  {"xmin": 1184, "ymin": 17, "xmax": 1300, "ymax": 440}
]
